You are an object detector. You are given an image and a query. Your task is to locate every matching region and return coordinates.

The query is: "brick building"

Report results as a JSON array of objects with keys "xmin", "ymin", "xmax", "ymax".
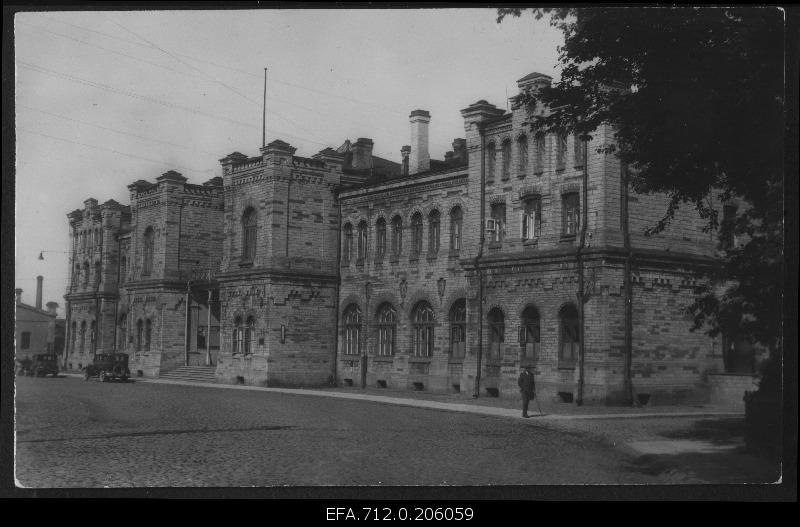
[
  {"xmin": 14, "ymin": 277, "xmax": 58, "ymax": 361},
  {"xmin": 62, "ymin": 70, "xmax": 756, "ymax": 404}
]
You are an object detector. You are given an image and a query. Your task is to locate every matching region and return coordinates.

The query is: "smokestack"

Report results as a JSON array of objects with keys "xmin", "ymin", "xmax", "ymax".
[
  {"xmin": 15, "ymin": 288, "xmax": 22, "ymax": 304},
  {"xmin": 401, "ymin": 146, "xmax": 410, "ymax": 177},
  {"xmin": 409, "ymin": 110, "xmax": 430, "ymax": 175},
  {"xmin": 46, "ymin": 301, "xmax": 58, "ymax": 315},
  {"xmin": 36, "ymin": 275, "xmax": 43, "ymax": 310},
  {"xmin": 351, "ymin": 138, "xmax": 374, "ymax": 169}
]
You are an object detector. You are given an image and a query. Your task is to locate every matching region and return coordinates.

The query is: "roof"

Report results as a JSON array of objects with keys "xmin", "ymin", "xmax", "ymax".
[
  {"xmin": 517, "ymin": 71, "xmax": 552, "ymax": 83},
  {"xmin": 16, "ymin": 302, "xmax": 56, "ymax": 319}
]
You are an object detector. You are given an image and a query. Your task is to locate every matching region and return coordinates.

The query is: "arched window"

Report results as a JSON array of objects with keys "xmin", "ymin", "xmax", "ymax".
[
  {"xmin": 82, "ymin": 261, "xmax": 90, "ymax": 287},
  {"xmin": 501, "ymin": 139, "xmax": 512, "ymax": 180},
  {"xmin": 559, "ymin": 304, "xmax": 580, "ymax": 366},
  {"xmin": 522, "ymin": 196, "xmax": 542, "ymax": 240},
  {"xmin": 450, "ymin": 206, "xmax": 462, "ymax": 252},
  {"xmin": 428, "ymin": 210, "xmax": 440, "ymax": 254},
  {"xmin": 520, "ymin": 306, "xmax": 541, "ymax": 360},
  {"xmin": 375, "ymin": 303, "xmax": 396, "ymax": 356},
  {"xmin": 244, "ymin": 316, "xmax": 255, "ymax": 355},
  {"xmin": 142, "ymin": 227, "xmax": 154, "ymax": 276},
  {"xmin": 375, "ymin": 218, "xmax": 386, "ymax": 260},
  {"xmin": 487, "ymin": 142, "xmax": 496, "ymax": 180},
  {"xmin": 534, "ymin": 132, "xmax": 545, "ymax": 174},
  {"xmin": 410, "ymin": 213, "xmax": 423, "ymax": 257},
  {"xmin": 412, "ymin": 301, "xmax": 435, "ymax": 357},
  {"xmin": 242, "ymin": 207, "xmax": 257, "ymax": 262},
  {"xmin": 573, "ymin": 134, "xmax": 585, "ymax": 168},
  {"xmin": 449, "ymin": 299, "xmax": 466, "ymax": 358},
  {"xmin": 518, "ymin": 135, "xmax": 529, "ymax": 175},
  {"xmin": 72, "ymin": 264, "xmax": 79, "ymax": 287},
  {"xmin": 357, "ymin": 221, "xmax": 368, "ymax": 262},
  {"xmin": 488, "ymin": 308, "xmax": 504, "ymax": 360},
  {"xmin": 118, "ymin": 314, "xmax": 127, "ymax": 350},
  {"xmin": 391, "ymin": 216, "xmax": 403, "ymax": 257},
  {"xmin": 80, "ymin": 321, "xmax": 86, "ymax": 353},
  {"xmin": 232, "ymin": 316, "xmax": 243, "ymax": 355},
  {"xmin": 145, "ymin": 319, "xmax": 152, "ymax": 352},
  {"xmin": 342, "ymin": 223, "xmax": 353, "ymax": 265},
  {"xmin": 556, "ymin": 133, "xmax": 568, "ymax": 171},
  {"xmin": 343, "ymin": 304, "xmax": 362, "ymax": 355},
  {"xmin": 136, "ymin": 319, "xmax": 143, "ymax": 352}
]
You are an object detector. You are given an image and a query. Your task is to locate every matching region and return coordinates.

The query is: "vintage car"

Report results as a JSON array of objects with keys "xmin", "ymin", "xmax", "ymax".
[
  {"xmin": 16, "ymin": 354, "xmax": 59, "ymax": 377},
  {"xmin": 83, "ymin": 353, "xmax": 130, "ymax": 382}
]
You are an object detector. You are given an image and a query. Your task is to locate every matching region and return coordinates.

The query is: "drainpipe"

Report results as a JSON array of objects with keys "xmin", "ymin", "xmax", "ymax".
[
  {"xmin": 473, "ymin": 124, "xmax": 487, "ymax": 399},
  {"xmin": 63, "ymin": 302, "xmax": 71, "ymax": 369},
  {"xmin": 206, "ymin": 289, "xmax": 212, "ymax": 366},
  {"xmin": 332, "ymin": 197, "xmax": 342, "ymax": 386},
  {"xmin": 185, "ymin": 280, "xmax": 191, "ymax": 366},
  {"xmin": 621, "ymin": 162, "xmax": 634, "ymax": 405},
  {"xmin": 576, "ymin": 137, "xmax": 588, "ymax": 406}
]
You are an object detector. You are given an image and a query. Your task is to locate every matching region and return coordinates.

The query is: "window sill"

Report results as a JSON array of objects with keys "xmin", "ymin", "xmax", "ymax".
[
  {"xmin": 448, "ymin": 250, "xmax": 460, "ymax": 259},
  {"xmin": 238, "ymin": 260, "xmax": 254, "ymax": 268},
  {"xmin": 500, "ymin": 177, "xmax": 510, "ymax": 182},
  {"xmin": 522, "ymin": 238, "xmax": 539, "ymax": 246},
  {"xmin": 555, "ymin": 167, "xmax": 566, "ymax": 173},
  {"xmin": 355, "ymin": 259, "xmax": 365, "ymax": 268},
  {"xmin": 388, "ymin": 257, "xmax": 400, "ymax": 264},
  {"xmin": 408, "ymin": 357, "xmax": 432, "ymax": 363},
  {"xmin": 488, "ymin": 242, "xmax": 503, "ymax": 250},
  {"xmin": 373, "ymin": 356, "xmax": 394, "ymax": 363},
  {"xmin": 426, "ymin": 254, "xmax": 439, "ymax": 262},
  {"xmin": 558, "ymin": 363, "xmax": 576, "ymax": 370},
  {"xmin": 573, "ymin": 164, "xmax": 585, "ymax": 170},
  {"xmin": 559, "ymin": 235, "xmax": 577, "ymax": 243},
  {"xmin": 408, "ymin": 256, "xmax": 420, "ymax": 263},
  {"xmin": 448, "ymin": 357, "xmax": 465, "ymax": 365},
  {"xmin": 533, "ymin": 171, "xmax": 544, "ymax": 176}
]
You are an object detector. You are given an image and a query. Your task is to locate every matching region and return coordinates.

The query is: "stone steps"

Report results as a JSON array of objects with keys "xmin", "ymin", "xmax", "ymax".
[{"xmin": 160, "ymin": 366, "xmax": 217, "ymax": 383}]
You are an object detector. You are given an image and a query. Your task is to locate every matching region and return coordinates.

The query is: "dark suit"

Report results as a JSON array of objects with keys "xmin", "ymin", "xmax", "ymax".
[{"xmin": 518, "ymin": 369, "xmax": 536, "ymax": 416}]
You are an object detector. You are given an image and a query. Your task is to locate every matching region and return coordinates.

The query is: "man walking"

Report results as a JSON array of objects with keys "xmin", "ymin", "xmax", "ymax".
[{"xmin": 518, "ymin": 365, "xmax": 536, "ymax": 418}]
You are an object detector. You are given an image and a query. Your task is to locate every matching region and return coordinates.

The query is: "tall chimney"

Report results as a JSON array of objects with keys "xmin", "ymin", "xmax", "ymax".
[
  {"xmin": 15, "ymin": 288, "xmax": 22, "ymax": 304},
  {"xmin": 36, "ymin": 276, "xmax": 43, "ymax": 309},
  {"xmin": 351, "ymin": 138, "xmax": 374, "ymax": 169},
  {"xmin": 409, "ymin": 110, "xmax": 430, "ymax": 175}
]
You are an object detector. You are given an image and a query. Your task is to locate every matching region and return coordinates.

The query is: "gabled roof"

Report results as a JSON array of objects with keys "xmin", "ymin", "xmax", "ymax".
[{"xmin": 517, "ymin": 71, "xmax": 552, "ymax": 83}]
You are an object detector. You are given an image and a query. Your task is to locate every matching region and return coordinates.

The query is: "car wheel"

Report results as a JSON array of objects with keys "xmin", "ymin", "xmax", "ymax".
[
  {"xmin": 83, "ymin": 369, "xmax": 90, "ymax": 381},
  {"xmin": 99, "ymin": 371, "xmax": 105, "ymax": 383}
]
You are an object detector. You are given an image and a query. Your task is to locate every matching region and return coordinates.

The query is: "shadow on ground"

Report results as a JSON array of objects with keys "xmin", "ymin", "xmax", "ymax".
[{"xmin": 658, "ymin": 418, "xmax": 746, "ymax": 445}]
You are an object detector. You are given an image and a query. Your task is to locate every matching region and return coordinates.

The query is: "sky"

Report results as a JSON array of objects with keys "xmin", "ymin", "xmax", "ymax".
[{"xmin": 14, "ymin": 8, "xmax": 563, "ymax": 316}]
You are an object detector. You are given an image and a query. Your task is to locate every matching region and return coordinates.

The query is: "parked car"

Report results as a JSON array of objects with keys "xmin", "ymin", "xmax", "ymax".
[
  {"xmin": 83, "ymin": 353, "xmax": 130, "ymax": 382},
  {"xmin": 16, "ymin": 354, "xmax": 59, "ymax": 377}
]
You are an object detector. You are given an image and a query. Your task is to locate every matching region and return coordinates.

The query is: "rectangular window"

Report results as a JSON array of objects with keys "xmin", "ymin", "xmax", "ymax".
[
  {"xmin": 556, "ymin": 134, "xmax": 567, "ymax": 171},
  {"xmin": 522, "ymin": 198, "xmax": 542, "ymax": 241},
  {"xmin": 21, "ymin": 332, "xmax": 31, "ymax": 350},
  {"xmin": 573, "ymin": 134, "xmax": 585, "ymax": 168},
  {"xmin": 563, "ymin": 193, "xmax": 580, "ymax": 236},
  {"xmin": 489, "ymin": 203, "xmax": 506, "ymax": 243}
]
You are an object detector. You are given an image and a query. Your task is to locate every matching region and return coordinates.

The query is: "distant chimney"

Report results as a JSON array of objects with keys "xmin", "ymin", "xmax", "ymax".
[
  {"xmin": 409, "ymin": 110, "xmax": 430, "ymax": 175},
  {"xmin": 36, "ymin": 276, "xmax": 43, "ymax": 310},
  {"xmin": 452, "ymin": 138, "xmax": 467, "ymax": 164},
  {"xmin": 15, "ymin": 288, "xmax": 22, "ymax": 304},
  {"xmin": 351, "ymin": 138, "xmax": 374, "ymax": 169},
  {"xmin": 401, "ymin": 146, "xmax": 410, "ymax": 177},
  {"xmin": 46, "ymin": 301, "xmax": 58, "ymax": 315}
]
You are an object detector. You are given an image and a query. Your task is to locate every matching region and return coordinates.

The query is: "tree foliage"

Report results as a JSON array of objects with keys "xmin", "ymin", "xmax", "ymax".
[{"xmin": 499, "ymin": 7, "xmax": 785, "ymax": 354}]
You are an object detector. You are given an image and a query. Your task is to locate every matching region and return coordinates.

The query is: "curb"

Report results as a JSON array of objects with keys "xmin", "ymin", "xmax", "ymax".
[{"xmin": 56, "ymin": 372, "xmax": 744, "ymax": 422}]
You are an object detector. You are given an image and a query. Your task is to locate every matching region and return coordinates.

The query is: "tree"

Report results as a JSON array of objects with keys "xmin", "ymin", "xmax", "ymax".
[{"xmin": 499, "ymin": 8, "xmax": 785, "ymax": 368}]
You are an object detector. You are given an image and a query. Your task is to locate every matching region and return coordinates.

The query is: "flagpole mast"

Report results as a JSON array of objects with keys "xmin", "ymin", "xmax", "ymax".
[{"xmin": 262, "ymin": 67, "xmax": 268, "ymax": 148}]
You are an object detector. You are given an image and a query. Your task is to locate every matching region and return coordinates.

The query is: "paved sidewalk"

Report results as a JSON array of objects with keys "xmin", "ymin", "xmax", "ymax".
[{"xmin": 60, "ymin": 372, "xmax": 742, "ymax": 421}]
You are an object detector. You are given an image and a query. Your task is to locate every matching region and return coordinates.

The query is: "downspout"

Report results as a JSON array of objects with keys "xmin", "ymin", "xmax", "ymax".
[
  {"xmin": 621, "ymin": 162, "xmax": 634, "ymax": 405},
  {"xmin": 331, "ymin": 196, "xmax": 342, "ymax": 386},
  {"xmin": 63, "ymin": 302, "xmax": 71, "ymax": 369},
  {"xmin": 472, "ymin": 124, "xmax": 487, "ymax": 398},
  {"xmin": 576, "ymin": 137, "xmax": 588, "ymax": 406}
]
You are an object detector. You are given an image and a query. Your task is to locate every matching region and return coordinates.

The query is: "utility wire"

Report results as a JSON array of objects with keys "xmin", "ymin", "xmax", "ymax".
[
  {"xmin": 18, "ymin": 128, "xmax": 214, "ymax": 174},
  {"xmin": 18, "ymin": 104, "xmax": 222, "ymax": 157}
]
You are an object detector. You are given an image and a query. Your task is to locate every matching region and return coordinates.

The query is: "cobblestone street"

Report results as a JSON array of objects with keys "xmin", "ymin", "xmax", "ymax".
[{"xmin": 11, "ymin": 376, "xmax": 701, "ymax": 488}]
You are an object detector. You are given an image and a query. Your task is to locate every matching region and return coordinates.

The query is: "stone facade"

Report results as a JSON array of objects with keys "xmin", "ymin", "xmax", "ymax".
[{"xmin": 62, "ymin": 69, "xmax": 751, "ymax": 404}]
